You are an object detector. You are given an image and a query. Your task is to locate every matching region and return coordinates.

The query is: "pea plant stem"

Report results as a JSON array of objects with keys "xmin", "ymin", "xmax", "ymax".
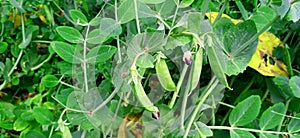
[
  {"xmin": 92, "ymin": 83, "xmax": 122, "ymax": 114},
  {"xmin": 180, "ymin": 72, "xmax": 191, "ymax": 130},
  {"xmin": 83, "ymin": 25, "xmax": 90, "ymax": 93},
  {"xmin": 171, "ymin": 0, "xmax": 180, "ymax": 27},
  {"xmin": 183, "ymin": 76, "xmax": 218, "ymax": 138},
  {"xmin": 133, "ymin": 0, "xmax": 141, "ymax": 34},
  {"xmin": 169, "ymin": 64, "xmax": 189, "ymax": 109},
  {"xmin": 277, "ymin": 99, "xmax": 290, "ymax": 132},
  {"xmin": 212, "ymin": 0, "xmax": 229, "ymax": 26},
  {"xmin": 284, "ymin": 44, "xmax": 293, "ymax": 76},
  {"xmin": 235, "ymin": 0, "xmax": 248, "ymax": 20},
  {"xmin": 31, "ymin": 54, "xmax": 53, "ymax": 71},
  {"xmin": 208, "ymin": 126, "xmax": 290, "ymax": 135},
  {"xmin": 114, "ymin": 0, "xmax": 122, "ymax": 63},
  {"xmin": 200, "ymin": 0, "xmax": 210, "ymax": 20}
]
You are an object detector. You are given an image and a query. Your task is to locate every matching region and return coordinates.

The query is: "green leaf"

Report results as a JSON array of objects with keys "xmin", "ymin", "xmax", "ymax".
[
  {"xmin": 250, "ymin": 6, "xmax": 277, "ymax": 32},
  {"xmin": 288, "ymin": 113, "xmax": 300, "ymax": 133},
  {"xmin": 0, "ymin": 120, "xmax": 13, "ymax": 130},
  {"xmin": 273, "ymin": 75, "xmax": 293, "ymax": 97},
  {"xmin": 259, "ymin": 103, "xmax": 286, "ymax": 130},
  {"xmin": 9, "ymin": 0, "xmax": 25, "ymax": 13},
  {"xmin": 87, "ymin": 29, "xmax": 102, "ymax": 44},
  {"xmin": 136, "ymin": 53, "xmax": 155, "ymax": 68},
  {"xmin": 195, "ymin": 122, "xmax": 213, "ymax": 137},
  {"xmin": 69, "ymin": 9, "xmax": 88, "ymax": 24},
  {"xmin": 230, "ymin": 130, "xmax": 255, "ymax": 138},
  {"xmin": 41, "ymin": 75, "xmax": 59, "ymax": 88},
  {"xmin": 205, "ymin": 34, "xmax": 229, "ymax": 88},
  {"xmin": 139, "ymin": 0, "xmax": 165, "ymax": 4},
  {"xmin": 20, "ymin": 111, "xmax": 35, "ymax": 121},
  {"xmin": 213, "ymin": 19, "xmax": 258, "ymax": 76},
  {"xmin": 66, "ymin": 89, "xmax": 119, "ymax": 130},
  {"xmin": 51, "ymin": 41, "xmax": 82, "ymax": 64},
  {"xmin": 165, "ymin": 34, "xmax": 192, "ymax": 50},
  {"xmin": 0, "ymin": 42, "xmax": 8, "ymax": 53},
  {"xmin": 86, "ymin": 45, "xmax": 117, "ymax": 63},
  {"xmin": 89, "ymin": 17, "xmax": 101, "ymax": 26},
  {"xmin": 271, "ymin": 0, "xmax": 290, "ymax": 18},
  {"xmin": 225, "ymin": 20, "xmax": 258, "ymax": 75},
  {"xmin": 259, "ymin": 133, "xmax": 279, "ymax": 138},
  {"xmin": 56, "ymin": 26, "xmax": 83, "ymax": 43},
  {"xmin": 290, "ymin": 134, "xmax": 300, "ymax": 138},
  {"xmin": 32, "ymin": 106, "xmax": 54, "ymax": 125},
  {"xmin": 13, "ymin": 118, "xmax": 29, "ymax": 131},
  {"xmin": 127, "ymin": 32, "xmax": 164, "ymax": 60},
  {"xmin": 3, "ymin": 58, "xmax": 12, "ymax": 82},
  {"xmin": 22, "ymin": 130, "xmax": 46, "ymax": 138},
  {"xmin": 155, "ymin": 0, "xmax": 176, "ymax": 18},
  {"xmin": 12, "ymin": 76, "xmax": 19, "ymax": 85},
  {"xmin": 229, "ymin": 95, "xmax": 261, "ymax": 126},
  {"xmin": 289, "ymin": 76, "xmax": 300, "ymax": 98},
  {"xmin": 187, "ymin": 14, "xmax": 212, "ymax": 34},
  {"xmin": 118, "ymin": 0, "xmax": 156, "ymax": 24},
  {"xmin": 18, "ymin": 33, "xmax": 32, "ymax": 49},
  {"xmin": 179, "ymin": 0, "xmax": 194, "ymax": 8},
  {"xmin": 87, "ymin": 18, "xmax": 122, "ymax": 44},
  {"xmin": 287, "ymin": 1, "xmax": 300, "ymax": 22}
]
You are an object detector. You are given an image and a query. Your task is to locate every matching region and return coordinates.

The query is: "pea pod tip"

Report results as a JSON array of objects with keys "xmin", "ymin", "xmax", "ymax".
[{"xmin": 151, "ymin": 107, "xmax": 160, "ymax": 120}]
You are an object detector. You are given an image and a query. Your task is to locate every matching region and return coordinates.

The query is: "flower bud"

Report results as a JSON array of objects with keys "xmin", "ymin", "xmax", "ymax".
[{"xmin": 183, "ymin": 51, "xmax": 193, "ymax": 65}]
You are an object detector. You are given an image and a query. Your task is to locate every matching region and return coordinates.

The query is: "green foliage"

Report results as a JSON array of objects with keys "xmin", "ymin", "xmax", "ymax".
[
  {"xmin": 1, "ymin": 0, "xmax": 300, "ymax": 137},
  {"xmin": 229, "ymin": 95, "xmax": 261, "ymax": 127}
]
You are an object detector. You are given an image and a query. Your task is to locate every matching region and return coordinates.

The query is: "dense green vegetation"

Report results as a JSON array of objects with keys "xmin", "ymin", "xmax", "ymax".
[{"xmin": 1, "ymin": 0, "xmax": 300, "ymax": 137}]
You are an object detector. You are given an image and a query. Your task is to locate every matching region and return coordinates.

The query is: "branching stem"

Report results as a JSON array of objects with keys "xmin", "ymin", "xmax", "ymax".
[{"xmin": 208, "ymin": 126, "xmax": 290, "ymax": 135}]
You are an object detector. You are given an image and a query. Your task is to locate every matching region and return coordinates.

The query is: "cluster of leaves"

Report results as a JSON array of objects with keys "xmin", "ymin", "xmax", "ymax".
[{"xmin": 1, "ymin": 0, "xmax": 300, "ymax": 138}]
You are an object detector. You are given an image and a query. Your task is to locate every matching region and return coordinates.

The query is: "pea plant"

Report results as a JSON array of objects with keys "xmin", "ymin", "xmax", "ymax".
[{"xmin": 1, "ymin": 0, "xmax": 300, "ymax": 137}]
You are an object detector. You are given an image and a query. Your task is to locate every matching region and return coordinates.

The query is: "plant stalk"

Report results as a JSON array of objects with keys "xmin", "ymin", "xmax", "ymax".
[
  {"xmin": 169, "ymin": 64, "xmax": 189, "ymax": 109},
  {"xmin": 133, "ymin": 0, "xmax": 141, "ymax": 34},
  {"xmin": 208, "ymin": 126, "xmax": 289, "ymax": 135},
  {"xmin": 183, "ymin": 76, "xmax": 218, "ymax": 138}
]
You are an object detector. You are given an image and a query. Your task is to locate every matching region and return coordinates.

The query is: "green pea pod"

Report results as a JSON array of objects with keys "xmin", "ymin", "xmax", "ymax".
[
  {"xmin": 190, "ymin": 48, "xmax": 203, "ymax": 92},
  {"xmin": 155, "ymin": 59, "xmax": 176, "ymax": 91},
  {"xmin": 131, "ymin": 67, "xmax": 160, "ymax": 119},
  {"xmin": 206, "ymin": 35, "xmax": 230, "ymax": 89}
]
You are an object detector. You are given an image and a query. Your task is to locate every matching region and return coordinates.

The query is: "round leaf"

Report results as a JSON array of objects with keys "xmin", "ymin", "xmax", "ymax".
[
  {"xmin": 230, "ymin": 130, "xmax": 256, "ymax": 138},
  {"xmin": 259, "ymin": 103, "xmax": 286, "ymax": 130},
  {"xmin": 287, "ymin": 1, "xmax": 300, "ymax": 22},
  {"xmin": 289, "ymin": 76, "xmax": 300, "ymax": 98},
  {"xmin": 32, "ymin": 106, "xmax": 54, "ymax": 125},
  {"xmin": 69, "ymin": 9, "xmax": 88, "ymax": 24},
  {"xmin": 86, "ymin": 45, "xmax": 117, "ymax": 63},
  {"xmin": 13, "ymin": 118, "xmax": 28, "ymax": 131},
  {"xmin": 50, "ymin": 41, "xmax": 83, "ymax": 64},
  {"xmin": 288, "ymin": 113, "xmax": 300, "ymax": 133},
  {"xmin": 136, "ymin": 54, "xmax": 154, "ymax": 68},
  {"xmin": 0, "ymin": 42, "xmax": 8, "ymax": 53},
  {"xmin": 250, "ymin": 6, "xmax": 277, "ymax": 32},
  {"xmin": 56, "ymin": 26, "xmax": 83, "ymax": 43},
  {"xmin": 229, "ymin": 95, "xmax": 261, "ymax": 126},
  {"xmin": 138, "ymin": 0, "xmax": 165, "ymax": 4},
  {"xmin": 222, "ymin": 20, "xmax": 258, "ymax": 76},
  {"xmin": 41, "ymin": 75, "xmax": 59, "ymax": 88}
]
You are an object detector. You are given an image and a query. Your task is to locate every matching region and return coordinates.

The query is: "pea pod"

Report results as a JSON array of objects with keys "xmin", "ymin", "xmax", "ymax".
[
  {"xmin": 190, "ymin": 48, "xmax": 203, "ymax": 92},
  {"xmin": 206, "ymin": 35, "xmax": 230, "ymax": 89},
  {"xmin": 155, "ymin": 58, "xmax": 176, "ymax": 91},
  {"xmin": 130, "ymin": 66, "xmax": 160, "ymax": 119}
]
